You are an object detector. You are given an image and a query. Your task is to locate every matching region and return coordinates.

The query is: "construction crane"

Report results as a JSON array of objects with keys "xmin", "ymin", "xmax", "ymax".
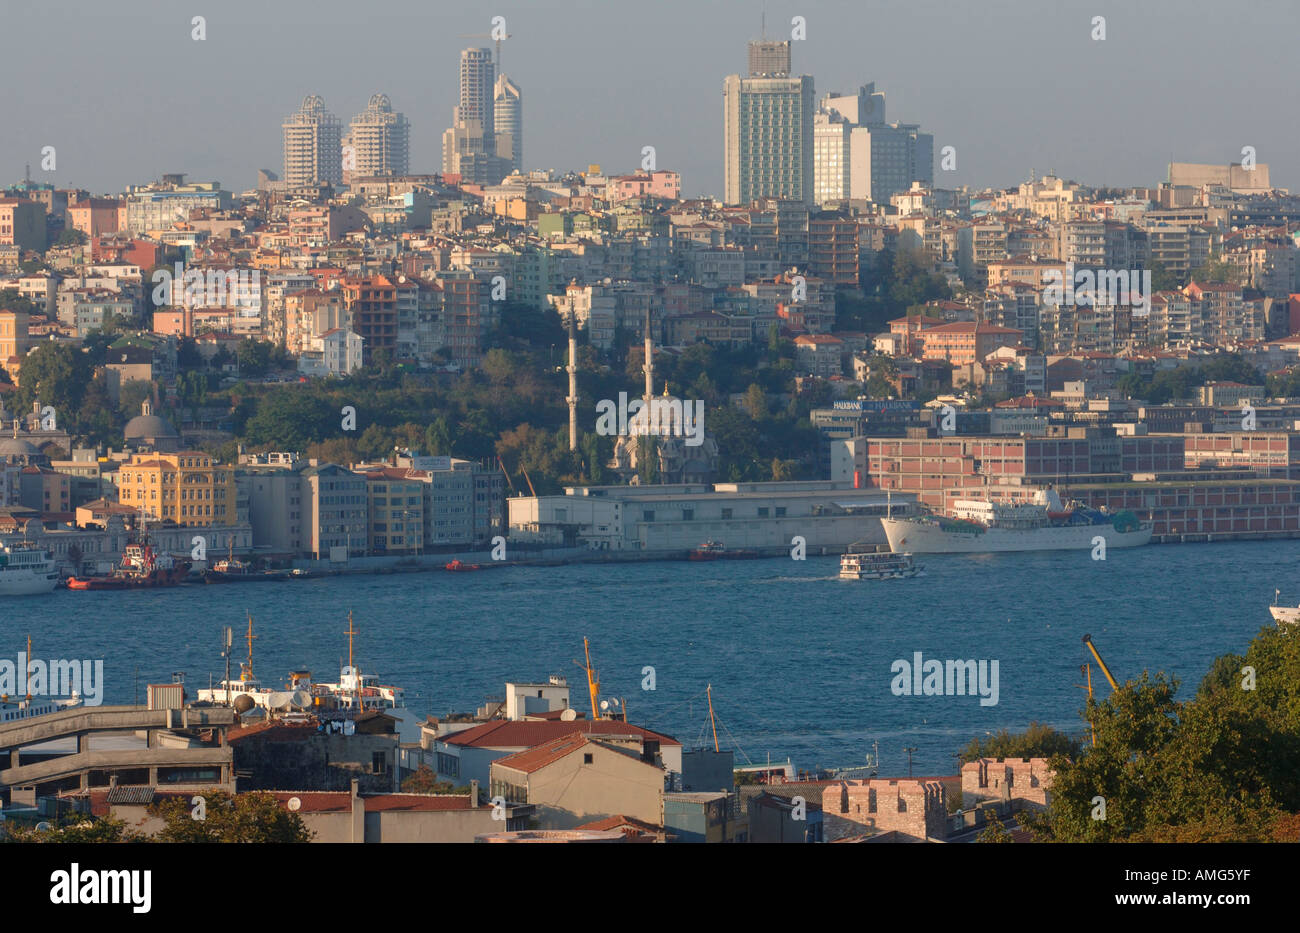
[
  {"xmin": 573, "ymin": 638, "xmax": 625, "ymax": 722},
  {"xmin": 1082, "ymin": 634, "xmax": 1119, "ymax": 691},
  {"xmin": 1078, "ymin": 634, "xmax": 1120, "ymax": 747},
  {"xmin": 459, "ymin": 30, "xmax": 511, "ymax": 70}
]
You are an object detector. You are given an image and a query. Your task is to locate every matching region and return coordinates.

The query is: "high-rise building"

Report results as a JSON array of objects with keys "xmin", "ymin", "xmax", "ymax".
[
  {"xmin": 348, "ymin": 94, "xmax": 410, "ymax": 177},
  {"xmin": 723, "ymin": 72, "xmax": 816, "ymax": 205},
  {"xmin": 458, "ymin": 47, "xmax": 495, "ymax": 135},
  {"xmin": 494, "ymin": 74, "xmax": 523, "ymax": 174},
  {"xmin": 747, "ymin": 39, "xmax": 791, "ymax": 77},
  {"xmin": 283, "ymin": 96, "xmax": 343, "ymax": 187},
  {"xmin": 813, "ymin": 84, "xmax": 933, "ymax": 206},
  {"xmin": 442, "ymin": 48, "xmax": 511, "ymax": 185}
]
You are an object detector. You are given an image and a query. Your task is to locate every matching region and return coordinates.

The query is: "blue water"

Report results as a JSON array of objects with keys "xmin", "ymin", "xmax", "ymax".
[{"xmin": 0, "ymin": 542, "xmax": 1284, "ymax": 776}]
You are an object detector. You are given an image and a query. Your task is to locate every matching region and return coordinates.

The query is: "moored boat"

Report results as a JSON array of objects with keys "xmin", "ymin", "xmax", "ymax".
[
  {"xmin": 0, "ymin": 543, "xmax": 60, "ymax": 596},
  {"xmin": 688, "ymin": 540, "xmax": 760, "ymax": 561},
  {"xmin": 66, "ymin": 537, "xmax": 190, "ymax": 590},
  {"xmin": 881, "ymin": 488, "xmax": 1152, "ymax": 554}
]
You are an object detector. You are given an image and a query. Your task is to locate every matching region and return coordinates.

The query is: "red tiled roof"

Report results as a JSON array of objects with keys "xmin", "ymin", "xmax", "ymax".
[
  {"xmin": 577, "ymin": 814, "xmax": 662, "ymax": 833},
  {"xmin": 492, "ymin": 732, "xmax": 592, "ymax": 774}
]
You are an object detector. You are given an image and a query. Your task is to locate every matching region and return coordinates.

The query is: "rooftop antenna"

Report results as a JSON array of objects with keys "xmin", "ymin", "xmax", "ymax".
[{"xmin": 346, "ymin": 610, "xmax": 357, "ymax": 670}]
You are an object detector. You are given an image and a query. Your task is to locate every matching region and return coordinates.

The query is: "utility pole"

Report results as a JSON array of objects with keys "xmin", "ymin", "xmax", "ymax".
[{"xmin": 904, "ymin": 746, "xmax": 917, "ymax": 778}]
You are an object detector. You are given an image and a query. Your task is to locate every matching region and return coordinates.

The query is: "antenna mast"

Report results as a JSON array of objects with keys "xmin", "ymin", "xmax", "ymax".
[{"xmin": 706, "ymin": 684, "xmax": 720, "ymax": 753}]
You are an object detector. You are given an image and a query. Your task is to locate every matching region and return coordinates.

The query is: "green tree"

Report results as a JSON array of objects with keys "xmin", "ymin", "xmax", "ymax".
[
  {"xmin": 148, "ymin": 789, "xmax": 313, "ymax": 843},
  {"xmin": 958, "ymin": 722, "xmax": 1082, "ymax": 764},
  {"xmin": 12, "ymin": 343, "xmax": 94, "ymax": 423},
  {"xmin": 3, "ymin": 816, "xmax": 139, "ymax": 843}
]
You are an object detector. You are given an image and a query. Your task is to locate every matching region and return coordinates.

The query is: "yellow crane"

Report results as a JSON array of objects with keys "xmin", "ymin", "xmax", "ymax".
[
  {"xmin": 1078, "ymin": 634, "xmax": 1120, "ymax": 747},
  {"xmin": 574, "ymin": 638, "xmax": 625, "ymax": 722}
]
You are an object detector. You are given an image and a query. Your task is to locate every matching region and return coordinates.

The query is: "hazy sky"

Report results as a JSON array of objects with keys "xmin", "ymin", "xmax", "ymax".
[{"xmin": 4, "ymin": 0, "xmax": 1296, "ymax": 197}]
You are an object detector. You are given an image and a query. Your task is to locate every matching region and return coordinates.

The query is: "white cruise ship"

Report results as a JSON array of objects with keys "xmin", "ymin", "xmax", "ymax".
[
  {"xmin": 0, "ymin": 544, "xmax": 59, "ymax": 596},
  {"xmin": 881, "ymin": 488, "xmax": 1152, "ymax": 554}
]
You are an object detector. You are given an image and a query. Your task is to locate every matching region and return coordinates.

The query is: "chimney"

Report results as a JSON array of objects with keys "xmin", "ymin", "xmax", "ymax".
[
  {"xmin": 470, "ymin": 779, "xmax": 480, "ymax": 805},
  {"xmin": 350, "ymin": 777, "xmax": 364, "ymax": 843}
]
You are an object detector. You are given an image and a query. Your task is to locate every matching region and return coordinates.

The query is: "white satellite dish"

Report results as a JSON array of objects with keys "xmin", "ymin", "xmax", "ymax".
[
  {"xmin": 287, "ymin": 797, "xmax": 301, "ymax": 812},
  {"xmin": 267, "ymin": 691, "xmax": 295, "ymax": 711},
  {"xmin": 290, "ymin": 690, "xmax": 312, "ymax": 709},
  {"xmin": 560, "ymin": 708, "xmax": 578, "ymax": 721},
  {"xmin": 600, "ymin": 700, "xmax": 609, "ymax": 711},
  {"xmin": 35, "ymin": 822, "xmax": 51, "ymax": 832}
]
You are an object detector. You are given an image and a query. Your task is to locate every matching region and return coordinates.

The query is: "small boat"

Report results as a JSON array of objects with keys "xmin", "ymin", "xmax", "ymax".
[
  {"xmin": 839, "ymin": 544, "xmax": 921, "ymax": 580},
  {"xmin": 688, "ymin": 540, "xmax": 760, "ymax": 561},
  {"xmin": 446, "ymin": 559, "xmax": 482, "ymax": 572},
  {"xmin": 0, "ymin": 543, "xmax": 59, "ymax": 596},
  {"xmin": 1270, "ymin": 590, "xmax": 1300, "ymax": 625}
]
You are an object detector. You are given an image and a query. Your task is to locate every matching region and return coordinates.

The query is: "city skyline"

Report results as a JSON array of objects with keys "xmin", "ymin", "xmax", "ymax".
[{"xmin": 2, "ymin": 0, "xmax": 1296, "ymax": 196}]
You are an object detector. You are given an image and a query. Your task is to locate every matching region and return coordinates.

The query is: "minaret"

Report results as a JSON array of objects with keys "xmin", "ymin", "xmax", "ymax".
[
  {"xmin": 643, "ymin": 307, "xmax": 654, "ymax": 408},
  {"xmin": 566, "ymin": 314, "xmax": 578, "ymax": 451}
]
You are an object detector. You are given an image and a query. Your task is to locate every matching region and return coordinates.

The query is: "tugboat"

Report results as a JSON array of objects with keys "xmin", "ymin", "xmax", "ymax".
[
  {"xmin": 688, "ymin": 540, "xmax": 760, "ymax": 561},
  {"xmin": 445, "ymin": 559, "xmax": 482, "ymax": 572},
  {"xmin": 203, "ymin": 541, "xmax": 286, "ymax": 583},
  {"xmin": 839, "ymin": 542, "xmax": 922, "ymax": 580},
  {"xmin": 66, "ymin": 532, "xmax": 190, "ymax": 590}
]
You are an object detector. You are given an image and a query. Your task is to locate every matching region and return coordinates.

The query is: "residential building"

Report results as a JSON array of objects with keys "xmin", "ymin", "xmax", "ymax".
[
  {"xmin": 348, "ymin": 94, "xmax": 410, "ymax": 177},
  {"xmin": 283, "ymin": 96, "xmax": 343, "ymax": 187}
]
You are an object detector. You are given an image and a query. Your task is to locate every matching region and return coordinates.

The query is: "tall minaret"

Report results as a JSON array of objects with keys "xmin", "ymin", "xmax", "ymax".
[
  {"xmin": 566, "ymin": 314, "xmax": 578, "ymax": 451},
  {"xmin": 642, "ymin": 307, "xmax": 654, "ymax": 407}
]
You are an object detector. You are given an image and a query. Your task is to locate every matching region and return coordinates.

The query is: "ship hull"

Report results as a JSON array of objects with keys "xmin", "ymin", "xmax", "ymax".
[
  {"xmin": 881, "ymin": 518, "xmax": 1152, "ymax": 554},
  {"xmin": 0, "ymin": 571, "xmax": 60, "ymax": 595},
  {"xmin": 67, "ymin": 566, "xmax": 190, "ymax": 590},
  {"xmin": 1269, "ymin": 606, "xmax": 1300, "ymax": 625}
]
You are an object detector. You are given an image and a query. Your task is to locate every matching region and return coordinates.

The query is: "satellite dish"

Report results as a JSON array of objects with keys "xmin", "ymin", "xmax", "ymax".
[
  {"xmin": 35, "ymin": 822, "xmax": 51, "ymax": 832},
  {"xmin": 287, "ymin": 797, "xmax": 301, "ymax": 811},
  {"xmin": 291, "ymin": 690, "xmax": 312, "ymax": 709},
  {"xmin": 232, "ymin": 694, "xmax": 256, "ymax": 714},
  {"xmin": 560, "ymin": 708, "xmax": 578, "ymax": 721},
  {"xmin": 267, "ymin": 691, "xmax": 294, "ymax": 711},
  {"xmin": 600, "ymin": 700, "xmax": 609, "ymax": 711},
  {"xmin": 343, "ymin": 720, "xmax": 356, "ymax": 735}
]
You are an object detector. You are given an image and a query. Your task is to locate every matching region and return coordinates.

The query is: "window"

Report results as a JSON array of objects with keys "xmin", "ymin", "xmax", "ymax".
[
  {"xmin": 583, "ymin": 753, "xmax": 594, "ymax": 764},
  {"xmin": 371, "ymin": 752, "xmax": 386, "ymax": 774}
]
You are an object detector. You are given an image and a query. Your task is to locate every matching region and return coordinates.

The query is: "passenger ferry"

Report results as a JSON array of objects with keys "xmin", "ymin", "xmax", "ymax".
[
  {"xmin": 839, "ymin": 545, "xmax": 921, "ymax": 580},
  {"xmin": 197, "ymin": 613, "xmax": 420, "ymax": 741},
  {"xmin": 0, "ymin": 544, "xmax": 59, "ymax": 596}
]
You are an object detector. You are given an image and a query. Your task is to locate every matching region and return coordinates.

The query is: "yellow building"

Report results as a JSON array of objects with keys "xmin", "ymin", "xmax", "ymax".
[{"xmin": 117, "ymin": 451, "xmax": 235, "ymax": 526}]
